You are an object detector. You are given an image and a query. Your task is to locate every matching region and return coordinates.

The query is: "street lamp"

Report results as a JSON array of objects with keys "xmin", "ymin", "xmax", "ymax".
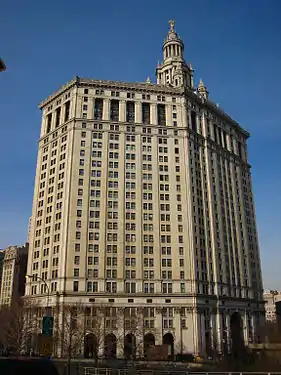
[
  {"xmin": 0, "ymin": 58, "xmax": 6, "ymax": 72},
  {"xmin": 26, "ymin": 274, "xmax": 50, "ymax": 309}
]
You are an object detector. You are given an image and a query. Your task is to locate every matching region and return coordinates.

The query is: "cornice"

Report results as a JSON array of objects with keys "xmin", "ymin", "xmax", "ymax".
[
  {"xmin": 38, "ymin": 76, "xmax": 78, "ymax": 110},
  {"xmin": 78, "ymin": 78, "xmax": 184, "ymax": 96},
  {"xmin": 185, "ymin": 88, "xmax": 250, "ymax": 139},
  {"xmin": 39, "ymin": 76, "xmax": 184, "ymax": 110},
  {"xmin": 39, "ymin": 76, "xmax": 249, "ymax": 141}
]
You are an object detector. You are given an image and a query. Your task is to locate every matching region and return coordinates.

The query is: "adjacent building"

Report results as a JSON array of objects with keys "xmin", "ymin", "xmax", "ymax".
[
  {"xmin": 263, "ymin": 290, "xmax": 281, "ymax": 322},
  {"xmin": 27, "ymin": 216, "xmax": 32, "ymax": 244},
  {"xmin": 0, "ymin": 249, "xmax": 5, "ymax": 295},
  {"xmin": 25, "ymin": 21, "xmax": 264, "ymax": 356},
  {"xmin": 0, "ymin": 243, "xmax": 28, "ymax": 306}
]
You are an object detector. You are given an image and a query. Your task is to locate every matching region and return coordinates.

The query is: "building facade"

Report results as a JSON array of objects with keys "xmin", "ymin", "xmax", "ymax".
[
  {"xmin": 0, "ymin": 249, "xmax": 5, "ymax": 295},
  {"xmin": 263, "ymin": 290, "xmax": 281, "ymax": 322},
  {"xmin": 0, "ymin": 243, "xmax": 28, "ymax": 306},
  {"xmin": 25, "ymin": 21, "xmax": 264, "ymax": 357}
]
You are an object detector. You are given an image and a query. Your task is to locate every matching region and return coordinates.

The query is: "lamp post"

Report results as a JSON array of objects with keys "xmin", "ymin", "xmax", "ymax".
[{"xmin": 26, "ymin": 274, "xmax": 50, "ymax": 311}]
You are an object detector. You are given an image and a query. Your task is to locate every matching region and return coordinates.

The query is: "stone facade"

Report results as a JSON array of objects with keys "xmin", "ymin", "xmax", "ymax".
[
  {"xmin": 25, "ymin": 21, "xmax": 265, "ymax": 356},
  {"xmin": 0, "ymin": 243, "xmax": 28, "ymax": 306},
  {"xmin": 263, "ymin": 290, "xmax": 281, "ymax": 322}
]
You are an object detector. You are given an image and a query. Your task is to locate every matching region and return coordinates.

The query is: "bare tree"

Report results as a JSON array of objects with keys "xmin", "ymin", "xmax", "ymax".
[
  {"xmin": 84, "ymin": 305, "xmax": 107, "ymax": 366},
  {"xmin": 0, "ymin": 298, "xmax": 37, "ymax": 355},
  {"xmin": 115, "ymin": 307, "xmax": 146, "ymax": 361},
  {"xmin": 55, "ymin": 303, "xmax": 85, "ymax": 373}
]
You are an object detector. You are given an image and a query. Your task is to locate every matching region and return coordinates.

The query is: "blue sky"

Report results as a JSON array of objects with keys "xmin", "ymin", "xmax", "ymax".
[{"xmin": 0, "ymin": 0, "xmax": 280, "ymax": 289}]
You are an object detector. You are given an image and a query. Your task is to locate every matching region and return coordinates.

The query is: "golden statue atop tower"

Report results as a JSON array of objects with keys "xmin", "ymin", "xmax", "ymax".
[{"xmin": 169, "ymin": 20, "xmax": 175, "ymax": 31}]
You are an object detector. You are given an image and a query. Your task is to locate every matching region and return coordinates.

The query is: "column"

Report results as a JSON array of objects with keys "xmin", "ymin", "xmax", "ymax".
[
  {"xmin": 251, "ymin": 313, "xmax": 256, "ymax": 342},
  {"xmin": 116, "ymin": 307, "xmax": 124, "ymax": 358},
  {"xmin": 174, "ymin": 308, "xmax": 182, "ymax": 355},
  {"xmin": 75, "ymin": 95, "xmax": 83, "ymax": 119},
  {"xmin": 87, "ymin": 96, "xmax": 94, "ymax": 120},
  {"xmin": 155, "ymin": 308, "xmax": 163, "ymax": 345},
  {"xmin": 135, "ymin": 101, "xmax": 142, "ymax": 123},
  {"xmin": 225, "ymin": 313, "xmax": 231, "ymax": 353},
  {"xmin": 103, "ymin": 98, "xmax": 110, "ymax": 121},
  {"xmin": 151, "ymin": 103, "xmax": 157, "ymax": 125},
  {"xmin": 119, "ymin": 100, "xmax": 126, "ymax": 122},
  {"xmin": 243, "ymin": 310, "xmax": 248, "ymax": 345},
  {"xmin": 166, "ymin": 104, "xmax": 172, "ymax": 127},
  {"xmin": 216, "ymin": 306, "xmax": 222, "ymax": 354}
]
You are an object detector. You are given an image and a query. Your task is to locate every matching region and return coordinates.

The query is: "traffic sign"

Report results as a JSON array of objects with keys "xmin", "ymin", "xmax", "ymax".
[{"xmin": 38, "ymin": 334, "xmax": 53, "ymax": 356}]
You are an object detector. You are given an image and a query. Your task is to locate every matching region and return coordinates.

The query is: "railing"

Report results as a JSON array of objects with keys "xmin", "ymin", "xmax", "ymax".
[{"xmin": 81, "ymin": 369, "xmax": 281, "ymax": 375}]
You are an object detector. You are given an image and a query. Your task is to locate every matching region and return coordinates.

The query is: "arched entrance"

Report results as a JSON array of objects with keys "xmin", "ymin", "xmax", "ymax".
[
  {"xmin": 163, "ymin": 332, "xmax": 174, "ymax": 359},
  {"xmin": 230, "ymin": 312, "xmax": 244, "ymax": 357},
  {"xmin": 124, "ymin": 333, "xmax": 136, "ymax": 359},
  {"xmin": 144, "ymin": 333, "xmax": 155, "ymax": 358},
  {"xmin": 104, "ymin": 333, "xmax": 116, "ymax": 359},
  {"xmin": 84, "ymin": 334, "xmax": 97, "ymax": 359}
]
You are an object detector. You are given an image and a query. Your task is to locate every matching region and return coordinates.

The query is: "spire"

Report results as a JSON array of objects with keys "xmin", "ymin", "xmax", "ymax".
[
  {"xmin": 198, "ymin": 79, "xmax": 205, "ymax": 89},
  {"xmin": 146, "ymin": 76, "xmax": 151, "ymax": 84},
  {"xmin": 163, "ymin": 20, "xmax": 183, "ymax": 47},
  {"xmin": 156, "ymin": 20, "xmax": 194, "ymax": 89},
  {"xmin": 197, "ymin": 79, "xmax": 209, "ymax": 100}
]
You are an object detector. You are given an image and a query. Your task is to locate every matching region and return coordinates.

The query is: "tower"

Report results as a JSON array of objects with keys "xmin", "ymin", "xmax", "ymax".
[
  {"xmin": 25, "ymin": 21, "xmax": 264, "ymax": 358},
  {"xmin": 197, "ymin": 78, "xmax": 209, "ymax": 100},
  {"xmin": 156, "ymin": 20, "xmax": 194, "ymax": 89}
]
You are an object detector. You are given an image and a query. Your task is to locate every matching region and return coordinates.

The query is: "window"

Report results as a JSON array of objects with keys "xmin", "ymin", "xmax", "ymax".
[
  {"xmin": 94, "ymin": 99, "xmax": 103, "ymax": 120},
  {"xmin": 126, "ymin": 101, "xmax": 135, "ymax": 123},
  {"xmin": 162, "ymin": 282, "xmax": 173, "ymax": 294},
  {"xmin": 125, "ymin": 282, "xmax": 136, "ymax": 294},
  {"xmin": 64, "ymin": 101, "xmax": 70, "ymax": 122},
  {"xmin": 110, "ymin": 100, "xmax": 119, "ymax": 121},
  {"xmin": 142, "ymin": 103, "xmax": 150, "ymax": 124},
  {"xmin": 55, "ymin": 107, "xmax": 61, "ymax": 127},
  {"xmin": 144, "ymin": 282, "xmax": 154, "ymax": 294},
  {"xmin": 73, "ymin": 281, "xmax": 79, "ymax": 292},
  {"xmin": 46, "ymin": 113, "xmax": 52, "ymax": 133},
  {"xmin": 74, "ymin": 268, "xmax": 79, "ymax": 277},
  {"xmin": 106, "ymin": 281, "xmax": 117, "ymax": 293},
  {"xmin": 157, "ymin": 104, "xmax": 166, "ymax": 126},
  {"xmin": 191, "ymin": 111, "xmax": 197, "ymax": 132}
]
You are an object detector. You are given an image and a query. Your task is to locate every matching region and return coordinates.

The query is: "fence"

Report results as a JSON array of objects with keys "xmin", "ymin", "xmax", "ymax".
[{"xmin": 81, "ymin": 369, "xmax": 281, "ymax": 375}]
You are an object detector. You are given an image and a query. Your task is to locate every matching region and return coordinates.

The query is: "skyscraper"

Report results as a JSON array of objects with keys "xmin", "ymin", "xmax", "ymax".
[{"xmin": 25, "ymin": 21, "xmax": 264, "ymax": 356}]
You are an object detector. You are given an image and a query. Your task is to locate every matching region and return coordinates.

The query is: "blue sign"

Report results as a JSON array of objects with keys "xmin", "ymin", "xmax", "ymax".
[{"xmin": 42, "ymin": 316, "xmax": 54, "ymax": 336}]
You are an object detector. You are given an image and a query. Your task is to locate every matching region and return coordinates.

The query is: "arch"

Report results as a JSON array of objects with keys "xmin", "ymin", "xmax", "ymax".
[
  {"xmin": 163, "ymin": 332, "xmax": 174, "ymax": 359},
  {"xmin": 84, "ymin": 333, "xmax": 97, "ymax": 359},
  {"xmin": 104, "ymin": 333, "xmax": 116, "ymax": 359},
  {"xmin": 124, "ymin": 333, "xmax": 136, "ymax": 360},
  {"xmin": 144, "ymin": 333, "xmax": 155, "ymax": 358},
  {"xmin": 230, "ymin": 312, "xmax": 244, "ymax": 356}
]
